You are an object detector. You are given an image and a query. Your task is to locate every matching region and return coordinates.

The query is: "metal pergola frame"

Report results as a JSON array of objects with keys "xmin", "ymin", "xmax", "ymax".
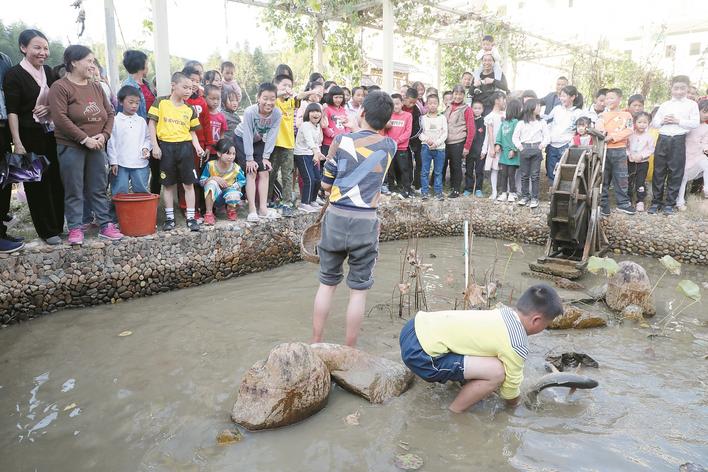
[{"xmin": 101, "ymin": 0, "xmax": 599, "ymax": 95}]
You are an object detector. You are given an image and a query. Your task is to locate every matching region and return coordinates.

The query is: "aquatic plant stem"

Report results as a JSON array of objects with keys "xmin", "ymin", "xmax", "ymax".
[{"xmin": 649, "ymin": 269, "xmax": 668, "ymax": 296}]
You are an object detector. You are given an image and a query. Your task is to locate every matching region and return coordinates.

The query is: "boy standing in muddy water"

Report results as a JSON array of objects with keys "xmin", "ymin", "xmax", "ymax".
[
  {"xmin": 399, "ymin": 284, "xmax": 563, "ymax": 412},
  {"xmin": 311, "ymin": 91, "xmax": 397, "ymax": 347}
]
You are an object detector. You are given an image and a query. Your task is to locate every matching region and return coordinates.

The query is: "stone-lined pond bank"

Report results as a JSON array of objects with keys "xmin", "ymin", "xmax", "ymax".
[{"xmin": 1, "ymin": 198, "xmax": 706, "ymax": 323}]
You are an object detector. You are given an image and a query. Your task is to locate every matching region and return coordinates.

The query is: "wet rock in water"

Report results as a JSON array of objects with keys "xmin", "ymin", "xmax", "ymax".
[
  {"xmin": 521, "ymin": 271, "xmax": 585, "ymax": 291},
  {"xmin": 394, "ymin": 453, "xmax": 424, "ymax": 471},
  {"xmin": 548, "ymin": 304, "xmax": 607, "ymax": 329},
  {"xmin": 588, "ymin": 283, "xmax": 608, "ymax": 300},
  {"xmin": 545, "ymin": 352, "xmax": 599, "ymax": 371},
  {"xmin": 310, "ymin": 343, "xmax": 414, "ymax": 404},
  {"xmin": 231, "ymin": 342, "xmax": 331, "ymax": 431},
  {"xmin": 680, "ymin": 463, "xmax": 707, "ymax": 472},
  {"xmin": 216, "ymin": 429, "xmax": 243, "ymax": 445},
  {"xmin": 621, "ymin": 304, "xmax": 644, "ymax": 322},
  {"xmin": 606, "ymin": 261, "xmax": 656, "ymax": 317}
]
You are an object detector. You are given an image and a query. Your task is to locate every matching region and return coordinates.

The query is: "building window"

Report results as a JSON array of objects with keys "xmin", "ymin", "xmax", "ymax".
[
  {"xmin": 690, "ymin": 42, "xmax": 701, "ymax": 56},
  {"xmin": 665, "ymin": 45, "xmax": 676, "ymax": 58}
]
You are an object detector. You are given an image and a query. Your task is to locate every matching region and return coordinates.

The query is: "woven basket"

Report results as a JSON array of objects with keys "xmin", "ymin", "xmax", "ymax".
[{"xmin": 300, "ymin": 201, "xmax": 329, "ymax": 264}]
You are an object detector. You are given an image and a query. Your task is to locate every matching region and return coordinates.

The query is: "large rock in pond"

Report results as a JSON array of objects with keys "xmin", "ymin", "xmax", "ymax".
[
  {"xmin": 549, "ymin": 304, "xmax": 607, "ymax": 329},
  {"xmin": 606, "ymin": 261, "xmax": 656, "ymax": 317},
  {"xmin": 310, "ymin": 343, "xmax": 414, "ymax": 404},
  {"xmin": 231, "ymin": 342, "xmax": 330, "ymax": 431}
]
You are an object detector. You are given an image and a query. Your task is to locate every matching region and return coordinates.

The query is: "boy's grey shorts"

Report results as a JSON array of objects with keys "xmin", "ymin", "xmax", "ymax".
[{"xmin": 318, "ymin": 206, "xmax": 380, "ymax": 290}]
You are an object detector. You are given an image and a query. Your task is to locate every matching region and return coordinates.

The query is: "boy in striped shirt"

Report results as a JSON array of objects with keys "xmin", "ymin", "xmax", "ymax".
[{"xmin": 399, "ymin": 284, "xmax": 563, "ymax": 412}]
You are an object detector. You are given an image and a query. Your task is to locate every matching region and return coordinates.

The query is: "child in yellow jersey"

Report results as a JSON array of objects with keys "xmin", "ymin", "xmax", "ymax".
[
  {"xmin": 399, "ymin": 284, "xmax": 563, "ymax": 412},
  {"xmin": 200, "ymin": 138, "xmax": 246, "ymax": 225},
  {"xmin": 148, "ymin": 71, "xmax": 206, "ymax": 232},
  {"xmin": 269, "ymin": 74, "xmax": 297, "ymax": 216}
]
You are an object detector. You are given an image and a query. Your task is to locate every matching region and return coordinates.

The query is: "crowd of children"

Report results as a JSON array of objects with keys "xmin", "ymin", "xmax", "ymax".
[{"xmin": 1, "ymin": 30, "xmax": 706, "ymax": 255}]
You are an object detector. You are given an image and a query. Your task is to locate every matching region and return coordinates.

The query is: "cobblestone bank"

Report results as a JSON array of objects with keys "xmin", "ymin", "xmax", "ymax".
[{"xmin": 1, "ymin": 198, "xmax": 705, "ymax": 323}]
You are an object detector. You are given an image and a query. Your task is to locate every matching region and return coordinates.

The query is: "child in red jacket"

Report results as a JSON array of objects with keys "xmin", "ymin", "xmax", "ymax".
[{"xmin": 385, "ymin": 94, "xmax": 413, "ymax": 197}]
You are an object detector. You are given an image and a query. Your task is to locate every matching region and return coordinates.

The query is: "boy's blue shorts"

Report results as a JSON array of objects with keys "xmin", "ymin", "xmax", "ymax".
[{"xmin": 399, "ymin": 318, "xmax": 465, "ymax": 383}]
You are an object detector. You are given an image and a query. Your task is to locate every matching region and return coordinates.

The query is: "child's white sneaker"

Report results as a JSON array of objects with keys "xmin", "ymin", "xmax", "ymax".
[
  {"xmin": 497, "ymin": 192, "xmax": 508, "ymax": 202},
  {"xmin": 247, "ymin": 212, "xmax": 260, "ymax": 223},
  {"xmin": 529, "ymin": 199, "xmax": 539, "ymax": 208},
  {"xmin": 310, "ymin": 200, "xmax": 322, "ymax": 208},
  {"xmin": 299, "ymin": 203, "xmax": 318, "ymax": 213},
  {"xmin": 507, "ymin": 193, "xmax": 517, "ymax": 203},
  {"xmin": 489, "ymin": 192, "xmax": 497, "ymax": 200}
]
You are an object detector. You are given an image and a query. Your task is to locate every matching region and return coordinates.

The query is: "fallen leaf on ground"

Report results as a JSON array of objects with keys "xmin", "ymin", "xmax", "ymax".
[
  {"xmin": 63, "ymin": 403, "xmax": 77, "ymax": 411},
  {"xmin": 394, "ymin": 453, "xmax": 424, "ymax": 470},
  {"xmin": 344, "ymin": 410, "xmax": 360, "ymax": 426},
  {"xmin": 118, "ymin": 330, "xmax": 132, "ymax": 337},
  {"xmin": 216, "ymin": 429, "xmax": 243, "ymax": 445}
]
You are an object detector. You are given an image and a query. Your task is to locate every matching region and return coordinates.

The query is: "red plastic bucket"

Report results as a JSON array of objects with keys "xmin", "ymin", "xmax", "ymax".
[{"xmin": 113, "ymin": 193, "xmax": 160, "ymax": 237}]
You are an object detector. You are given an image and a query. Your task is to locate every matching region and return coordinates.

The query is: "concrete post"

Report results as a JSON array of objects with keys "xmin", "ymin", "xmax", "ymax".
[
  {"xmin": 382, "ymin": 0, "xmax": 393, "ymax": 92},
  {"xmin": 152, "ymin": 0, "xmax": 171, "ymax": 95},
  {"xmin": 103, "ymin": 0, "xmax": 119, "ymax": 89}
]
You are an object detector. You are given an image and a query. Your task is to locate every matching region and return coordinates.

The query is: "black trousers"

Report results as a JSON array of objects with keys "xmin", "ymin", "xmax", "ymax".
[
  {"xmin": 0, "ymin": 125, "xmax": 11, "ymax": 237},
  {"xmin": 392, "ymin": 150, "xmax": 412, "ymax": 193},
  {"xmin": 19, "ymin": 126, "xmax": 65, "ymax": 239},
  {"xmin": 409, "ymin": 139, "xmax": 422, "ymax": 189},
  {"xmin": 465, "ymin": 151, "xmax": 485, "ymax": 192},
  {"xmin": 498, "ymin": 164, "xmax": 518, "ymax": 194},
  {"xmin": 652, "ymin": 134, "xmax": 686, "ymax": 207},
  {"xmin": 149, "ymin": 155, "xmax": 162, "ymax": 194},
  {"xmin": 446, "ymin": 141, "xmax": 465, "ymax": 193},
  {"xmin": 628, "ymin": 161, "xmax": 649, "ymax": 204}
]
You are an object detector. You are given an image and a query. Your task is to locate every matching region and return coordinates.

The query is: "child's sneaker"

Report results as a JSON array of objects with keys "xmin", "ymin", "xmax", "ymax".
[
  {"xmin": 617, "ymin": 205, "xmax": 636, "ymax": 215},
  {"xmin": 310, "ymin": 200, "xmax": 322, "ymax": 208},
  {"xmin": 99, "ymin": 223, "xmax": 123, "ymax": 241},
  {"xmin": 421, "ymin": 193, "xmax": 429, "ymax": 201},
  {"xmin": 677, "ymin": 204, "xmax": 687, "ymax": 212},
  {"xmin": 448, "ymin": 190, "xmax": 460, "ymax": 198},
  {"xmin": 298, "ymin": 203, "xmax": 318, "ymax": 213},
  {"xmin": 489, "ymin": 192, "xmax": 497, "ymax": 200},
  {"xmin": 517, "ymin": 197, "xmax": 528, "ymax": 206},
  {"xmin": 507, "ymin": 193, "xmax": 517, "ymax": 203},
  {"xmin": 463, "ymin": 190, "xmax": 472, "ymax": 197},
  {"xmin": 226, "ymin": 208, "xmax": 238, "ymax": 221},
  {"xmin": 281, "ymin": 206, "xmax": 295, "ymax": 217},
  {"xmin": 475, "ymin": 190, "xmax": 483, "ymax": 198},
  {"xmin": 600, "ymin": 207, "xmax": 611, "ymax": 217},
  {"xmin": 497, "ymin": 193, "xmax": 508, "ymax": 202},
  {"xmin": 247, "ymin": 212, "xmax": 260, "ymax": 223},
  {"xmin": 67, "ymin": 228, "xmax": 84, "ymax": 245},
  {"xmin": 194, "ymin": 211, "xmax": 203, "ymax": 224},
  {"xmin": 636, "ymin": 202, "xmax": 645, "ymax": 212},
  {"xmin": 163, "ymin": 219, "xmax": 176, "ymax": 231},
  {"xmin": 662, "ymin": 206, "xmax": 675, "ymax": 215},
  {"xmin": 381, "ymin": 184, "xmax": 391, "ymax": 195},
  {"xmin": 647, "ymin": 204, "xmax": 661, "ymax": 214},
  {"xmin": 0, "ymin": 238, "xmax": 24, "ymax": 254},
  {"xmin": 204, "ymin": 212, "xmax": 216, "ymax": 225},
  {"xmin": 435, "ymin": 193, "xmax": 444, "ymax": 201},
  {"xmin": 186, "ymin": 218, "xmax": 200, "ymax": 231},
  {"xmin": 316, "ymin": 196, "xmax": 326, "ymax": 205},
  {"xmin": 529, "ymin": 199, "xmax": 539, "ymax": 208}
]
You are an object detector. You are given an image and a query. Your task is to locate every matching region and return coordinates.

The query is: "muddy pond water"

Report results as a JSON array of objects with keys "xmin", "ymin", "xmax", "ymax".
[{"xmin": 1, "ymin": 237, "xmax": 706, "ymax": 471}]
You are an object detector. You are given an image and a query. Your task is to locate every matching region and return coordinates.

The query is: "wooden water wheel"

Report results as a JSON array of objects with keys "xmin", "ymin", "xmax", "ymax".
[{"xmin": 530, "ymin": 135, "xmax": 609, "ymax": 279}]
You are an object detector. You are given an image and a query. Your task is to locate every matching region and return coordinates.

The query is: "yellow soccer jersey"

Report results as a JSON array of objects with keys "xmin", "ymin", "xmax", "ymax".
[{"xmin": 148, "ymin": 96, "xmax": 201, "ymax": 142}]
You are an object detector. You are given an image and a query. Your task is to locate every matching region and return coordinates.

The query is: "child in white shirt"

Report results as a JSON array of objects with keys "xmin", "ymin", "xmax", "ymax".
[{"xmin": 108, "ymin": 86, "xmax": 152, "ymax": 194}]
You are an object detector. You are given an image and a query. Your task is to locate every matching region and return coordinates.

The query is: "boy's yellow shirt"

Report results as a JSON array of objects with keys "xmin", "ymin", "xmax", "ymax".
[
  {"xmin": 275, "ymin": 97, "xmax": 297, "ymax": 149},
  {"xmin": 414, "ymin": 306, "xmax": 528, "ymax": 400},
  {"xmin": 147, "ymin": 96, "xmax": 200, "ymax": 143}
]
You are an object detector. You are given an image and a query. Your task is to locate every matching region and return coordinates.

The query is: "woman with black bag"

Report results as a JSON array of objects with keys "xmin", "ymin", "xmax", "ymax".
[{"xmin": 3, "ymin": 29, "xmax": 64, "ymax": 245}]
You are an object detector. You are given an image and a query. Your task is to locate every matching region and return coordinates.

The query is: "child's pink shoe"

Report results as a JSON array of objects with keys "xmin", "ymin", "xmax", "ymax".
[
  {"xmin": 226, "ymin": 208, "xmax": 238, "ymax": 221},
  {"xmin": 636, "ymin": 202, "xmax": 644, "ymax": 212},
  {"xmin": 204, "ymin": 212, "xmax": 216, "ymax": 225},
  {"xmin": 67, "ymin": 228, "xmax": 84, "ymax": 245},
  {"xmin": 99, "ymin": 223, "xmax": 124, "ymax": 241}
]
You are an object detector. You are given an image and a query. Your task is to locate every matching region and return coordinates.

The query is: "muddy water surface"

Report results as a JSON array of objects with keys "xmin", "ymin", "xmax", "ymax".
[{"xmin": 1, "ymin": 237, "xmax": 706, "ymax": 471}]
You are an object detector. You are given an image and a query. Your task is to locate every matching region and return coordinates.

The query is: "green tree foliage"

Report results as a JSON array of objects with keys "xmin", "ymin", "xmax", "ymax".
[{"xmin": 0, "ymin": 20, "xmax": 66, "ymax": 67}]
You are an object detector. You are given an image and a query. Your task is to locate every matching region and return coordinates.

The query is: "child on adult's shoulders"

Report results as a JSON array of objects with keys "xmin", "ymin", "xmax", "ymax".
[{"xmin": 400, "ymin": 284, "xmax": 563, "ymax": 412}]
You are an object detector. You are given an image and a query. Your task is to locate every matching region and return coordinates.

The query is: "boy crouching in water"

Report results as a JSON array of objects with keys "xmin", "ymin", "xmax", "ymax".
[
  {"xmin": 311, "ymin": 91, "xmax": 397, "ymax": 347},
  {"xmin": 399, "ymin": 284, "xmax": 562, "ymax": 412}
]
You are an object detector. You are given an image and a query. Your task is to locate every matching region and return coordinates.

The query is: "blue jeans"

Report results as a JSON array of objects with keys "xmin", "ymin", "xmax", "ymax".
[
  {"xmin": 545, "ymin": 144, "xmax": 568, "ymax": 182},
  {"xmin": 294, "ymin": 154, "xmax": 320, "ymax": 204},
  {"xmin": 111, "ymin": 166, "xmax": 150, "ymax": 194},
  {"xmin": 420, "ymin": 145, "xmax": 445, "ymax": 195},
  {"xmin": 601, "ymin": 148, "xmax": 631, "ymax": 211}
]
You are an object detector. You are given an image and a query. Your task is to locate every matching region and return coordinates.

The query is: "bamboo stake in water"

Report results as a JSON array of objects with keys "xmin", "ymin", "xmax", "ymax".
[{"xmin": 464, "ymin": 220, "xmax": 469, "ymax": 291}]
